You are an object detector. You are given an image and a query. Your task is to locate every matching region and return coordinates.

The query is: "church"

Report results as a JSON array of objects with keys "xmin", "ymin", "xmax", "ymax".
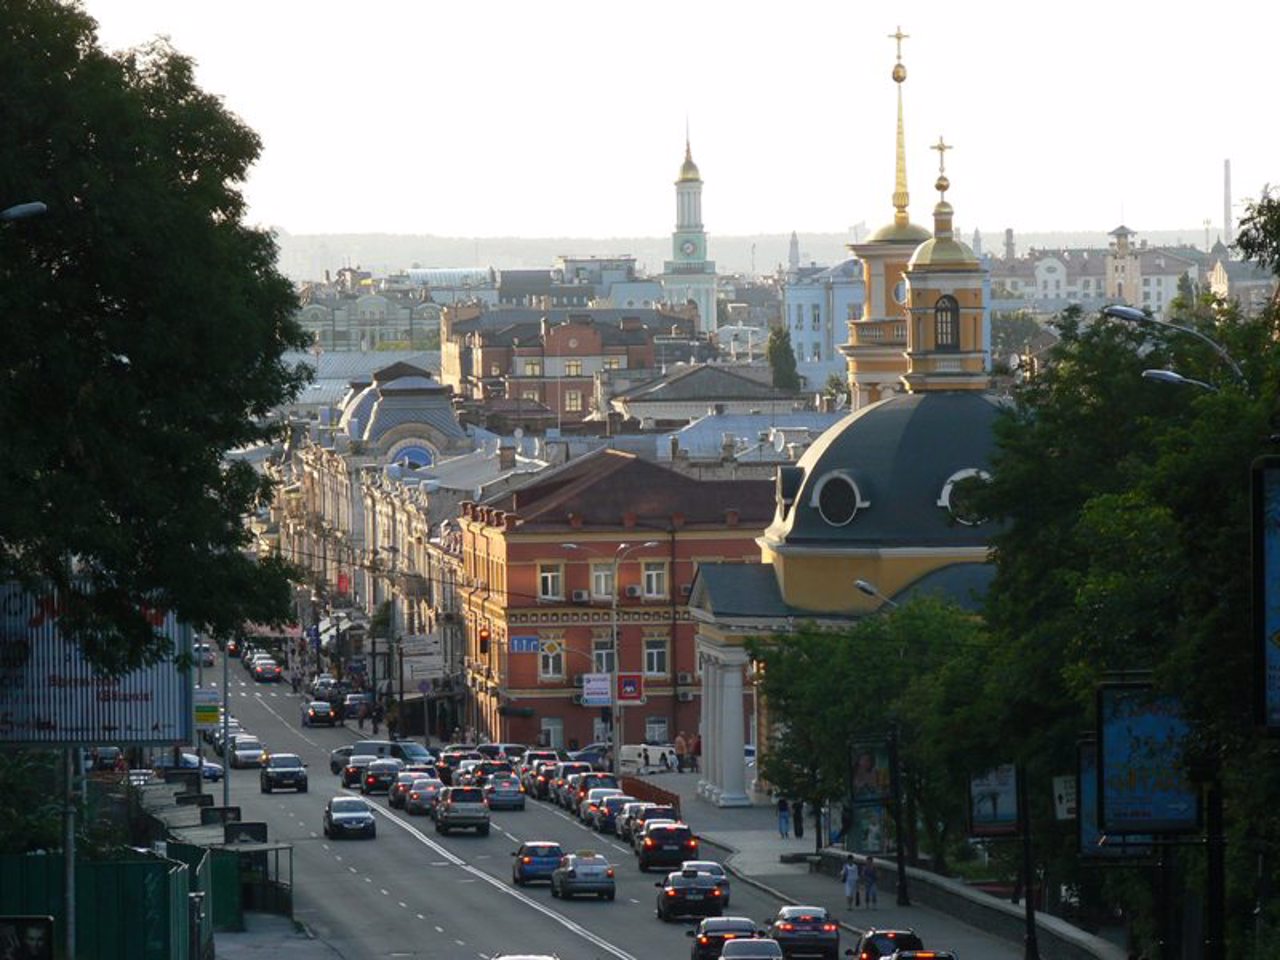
[
  {"xmin": 687, "ymin": 31, "xmax": 1002, "ymax": 806},
  {"xmin": 660, "ymin": 139, "xmax": 718, "ymax": 335}
]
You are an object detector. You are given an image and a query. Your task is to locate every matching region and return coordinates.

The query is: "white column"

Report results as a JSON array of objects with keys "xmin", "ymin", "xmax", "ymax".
[{"xmin": 716, "ymin": 650, "xmax": 749, "ymax": 806}]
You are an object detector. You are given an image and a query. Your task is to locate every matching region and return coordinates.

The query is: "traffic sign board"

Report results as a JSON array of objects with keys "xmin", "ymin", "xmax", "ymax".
[{"xmin": 617, "ymin": 673, "xmax": 643, "ymax": 702}]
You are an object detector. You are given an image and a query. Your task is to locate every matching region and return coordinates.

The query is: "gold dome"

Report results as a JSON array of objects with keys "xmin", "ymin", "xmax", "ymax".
[
  {"xmin": 867, "ymin": 220, "xmax": 932, "ymax": 244},
  {"xmin": 678, "ymin": 143, "xmax": 701, "ymax": 182}
]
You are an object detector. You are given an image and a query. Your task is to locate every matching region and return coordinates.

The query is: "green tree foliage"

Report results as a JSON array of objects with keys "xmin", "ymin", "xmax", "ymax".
[
  {"xmin": 0, "ymin": 1, "xmax": 312, "ymax": 671},
  {"xmin": 972, "ymin": 196, "xmax": 1280, "ymax": 950},
  {"xmin": 990, "ymin": 311, "xmax": 1045, "ymax": 366},
  {"xmin": 766, "ymin": 326, "xmax": 801, "ymax": 392},
  {"xmin": 821, "ymin": 372, "xmax": 848, "ymax": 404}
]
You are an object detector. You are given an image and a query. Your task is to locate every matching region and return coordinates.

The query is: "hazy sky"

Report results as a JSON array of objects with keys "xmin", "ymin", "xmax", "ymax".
[{"xmin": 81, "ymin": 0, "xmax": 1274, "ymax": 242}]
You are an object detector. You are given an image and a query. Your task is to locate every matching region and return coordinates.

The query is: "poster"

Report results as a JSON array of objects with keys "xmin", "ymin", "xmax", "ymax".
[
  {"xmin": 969, "ymin": 764, "xmax": 1019, "ymax": 836},
  {"xmin": 851, "ymin": 742, "xmax": 891, "ymax": 805},
  {"xmin": 1078, "ymin": 740, "xmax": 1150, "ymax": 860},
  {"xmin": 850, "ymin": 804, "xmax": 890, "ymax": 854}
]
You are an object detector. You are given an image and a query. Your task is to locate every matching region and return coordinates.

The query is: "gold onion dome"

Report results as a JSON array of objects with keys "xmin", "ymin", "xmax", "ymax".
[{"xmin": 678, "ymin": 142, "xmax": 701, "ymax": 182}]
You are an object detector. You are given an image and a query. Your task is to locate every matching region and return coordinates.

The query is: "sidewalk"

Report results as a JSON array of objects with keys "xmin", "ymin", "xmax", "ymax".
[{"xmin": 645, "ymin": 770, "xmax": 1025, "ymax": 960}]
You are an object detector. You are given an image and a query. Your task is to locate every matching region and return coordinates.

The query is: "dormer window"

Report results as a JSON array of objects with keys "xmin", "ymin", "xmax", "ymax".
[
  {"xmin": 934, "ymin": 296, "xmax": 959, "ymax": 351},
  {"xmin": 810, "ymin": 471, "xmax": 870, "ymax": 527},
  {"xmin": 937, "ymin": 468, "xmax": 991, "ymax": 525}
]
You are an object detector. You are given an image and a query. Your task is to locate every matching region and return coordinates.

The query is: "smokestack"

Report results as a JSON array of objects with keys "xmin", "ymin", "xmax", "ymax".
[
  {"xmin": 1004, "ymin": 228, "xmax": 1016, "ymax": 262},
  {"xmin": 1223, "ymin": 159, "xmax": 1233, "ymax": 247}
]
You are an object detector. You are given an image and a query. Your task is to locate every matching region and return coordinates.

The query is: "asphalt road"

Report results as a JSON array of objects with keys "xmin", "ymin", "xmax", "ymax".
[{"xmin": 207, "ymin": 665, "xmax": 793, "ymax": 960}]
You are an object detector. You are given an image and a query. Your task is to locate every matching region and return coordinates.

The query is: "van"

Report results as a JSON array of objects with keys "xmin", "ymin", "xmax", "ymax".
[{"xmin": 619, "ymin": 742, "xmax": 678, "ymax": 774}]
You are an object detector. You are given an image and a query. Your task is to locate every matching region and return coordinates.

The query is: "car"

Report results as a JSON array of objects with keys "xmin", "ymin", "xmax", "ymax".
[
  {"xmin": 619, "ymin": 742, "xmax": 679, "ymax": 773},
  {"xmin": 525, "ymin": 759, "xmax": 560, "ymax": 799},
  {"xmin": 557, "ymin": 771, "xmax": 587, "ymax": 810},
  {"xmin": 884, "ymin": 953, "xmax": 955, "ymax": 960},
  {"xmin": 392, "ymin": 739, "xmax": 436, "ymax": 766},
  {"xmin": 323, "ymin": 796, "xmax": 376, "ymax": 840},
  {"xmin": 343, "ymin": 692, "xmax": 374, "ymax": 718},
  {"xmin": 579, "ymin": 786, "xmax": 625, "ymax": 824},
  {"xmin": 87, "ymin": 746, "xmax": 123, "ymax": 771},
  {"xmin": 434, "ymin": 785, "xmax": 490, "ymax": 835},
  {"xmin": 638, "ymin": 822, "xmax": 699, "ymax": 871},
  {"xmin": 260, "ymin": 753, "xmax": 308, "ymax": 793},
  {"xmin": 225, "ymin": 637, "xmax": 241, "ymax": 658},
  {"xmin": 405, "ymin": 777, "xmax": 444, "ymax": 816},
  {"xmin": 301, "ymin": 700, "xmax": 336, "ymax": 727},
  {"xmin": 483, "ymin": 772, "xmax": 526, "ymax": 810},
  {"xmin": 547, "ymin": 761, "xmax": 594, "ymax": 806},
  {"xmin": 341, "ymin": 754, "xmax": 379, "ymax": 788},
  {"xmin": 229, "ymin": 736, "xmax": 265, "ymax": 769},
  {"xmin": 518, "ymin": 749, "xmax": 564, "ymax": 785},
  {"xmin": 591, "ymin": 793, "xmax": 637, "ymax": 833},
  {"xmin": 194, "ymin": 642, "xmax": 216, "ymax": 667},
  {"xmin": 152, "ymin": 752, "xmax": 224, "ymax": 781},
  {"xmin": 362, "ymin": 758, "xmax": 402, "ymax": 794},
  {"xmin": 720, "ymin": 939, "xmax": 785, "ymax": 960},
  {"xmin": 511, "ymin": 841, "xmax": 565, "ymax": 885},
  {"xmin": 388, "ymin": 772, "xmax": 419, "ymax": 808},
  {"xmin": 687, "ymin": 916, "xmax": 762, "ymax": 960},
  {"xmin": 572, "ymin": 772, "xmax": 621, "ymax": 814},
  {"xmin": 476, "ymin": 742, "xmax": 527, "ymax": 762},
  {"xmin": 763, "ymin": 906, "xmax": 840, "ymax": 960},
  {"xmin": 625, "ymin": 804, "xmax": 679, "ymax": 848},
  {"xmin": 568, "ymin": 741, "xmax": 613, "ymax": 769},
  {"xmin": 682, "ymin": 859, "xmax": 731, "ymax": 907},
  {"xmin": 617, "ymin": 801, "xmax": 655, "ymax": 843},
  {"xmin": 452, "ymin": 758, "xmax": 484, "ymax": 786},
  {"xmin": 656, "ymin": 868, "xmax": 725, "ymax": 921},
  {"xmin": 472, "ymin": 759, "xmax": 515, "ymax": 787},
  {"xmin": 850, "ymin": 929, "xmax": 925, "ymax": 960},
  {"xmin": 550, "ymin": 851, "xmax": 616, "ymax": 901},
  {"xmin": 330, "ymin": 745, "xmax": 355, "ymax": 775},
  {"xmin": 309, "ymin": 673, "xmax": 336, "ymax": 696},
  {"xmin": 252, "ymin": 659, "xmax": 283, "ymax": 683},
  {"xmin": 437, "ymin": 749, "xmax": 484, "ymax": 785}
]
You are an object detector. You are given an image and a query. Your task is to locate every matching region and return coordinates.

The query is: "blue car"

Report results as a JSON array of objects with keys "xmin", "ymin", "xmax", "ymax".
[{"xmin": 511, "ymin": 841, "xmax": 565, "ymax": 885}]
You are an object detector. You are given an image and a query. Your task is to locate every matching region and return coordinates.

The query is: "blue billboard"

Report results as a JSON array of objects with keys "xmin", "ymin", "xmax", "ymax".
[
  {"xmin": 1096, "ymin": 683, "xmax": 1199, "ymax": 834},
  {"xmin": 1077, "ymin": 740, "xmax": 1151, "ymax": 860},
  {"xmin": 1252, "ymin": 457, "xmax": 1280, "ymax": 734},
  {"xmin": 968, "ymin": 764, "xmax": 1019, "ymax": 837}
]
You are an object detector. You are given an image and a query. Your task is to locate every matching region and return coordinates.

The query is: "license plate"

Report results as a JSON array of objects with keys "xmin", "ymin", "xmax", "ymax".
[
  {"xmin": 663, "ymin": 844, "xmax": 678, "ymax": 850},
  {"xmin": 687, "ymin": 893, "xmax": 703, "ymax": 900}
]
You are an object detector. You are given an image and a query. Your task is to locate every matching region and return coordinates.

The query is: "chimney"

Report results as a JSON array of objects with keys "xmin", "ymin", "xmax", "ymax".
[
  {"xmin": 498, "ymin": 441, "xmax": 516, "ymax": 470},
  {"xmin": 724, "ymin": 508, "xmax": 740, "ymax": 527}
]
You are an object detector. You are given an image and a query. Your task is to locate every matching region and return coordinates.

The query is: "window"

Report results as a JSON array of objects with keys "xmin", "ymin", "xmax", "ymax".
[
  {"xmin": 795, "ymin": 304, "xmax": 804, "ymax": 326},
  {"xmin": 811, "ymin": 304, "xmax": 821, "ymax": 329},
  {"xmin": 540, "ymin": 717, "xmax": 564, "ymax": 749},
  {"xmin": 523, "ymin": 359, "xmax": 543, "ymax": 377},
  {"xmin": 603, "ymin": 357, "xmax": 621, "ymax": 370},
  {"xmin": 934, "ymin": 295, "xmax": 959, "ymax": 350},
  {"xmin": 812, "ymin": 345, "xmax": 822, "ymax": 362},
  {"xmin": 645, "ymin": 716, "xmax": 669, "ymax": 743},
  {"xmin": 644, "ymin": 638, "xmax": 668, "ymax": 676},
  {"xmin": 643, "ymin": 561, "xmax": 667, "ymax": 598},
  {"xmin": 538, "ymin": 564, "xmax": 563, "ymax": 600},
  {"xmin": 593, "ymin": 637, "xmax": 614, "ymax": 674},
  {"xmin": 591, "ymin": 563, "xmax": 613, "ymax": 598},
  {"xmin": 565, "ymin": 390, "xmax": 583, "ymax": 412},
  {"xmin": 564, "ymin": 359, "xmax": 583, "ymax": 377},
  {"xmin": 539, "ymin": 641, "xmax": 563, "ymax": 679}
]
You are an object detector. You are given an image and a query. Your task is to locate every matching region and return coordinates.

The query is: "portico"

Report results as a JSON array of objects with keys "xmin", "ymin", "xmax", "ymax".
[{"xmin": 694, "ymin": 635, "xmax": 751, "ymax": 807}]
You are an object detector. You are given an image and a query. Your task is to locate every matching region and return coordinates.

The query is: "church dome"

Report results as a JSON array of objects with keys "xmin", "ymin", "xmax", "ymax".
[
  {"xmin": 678, "ymin": 144, "xmax": 701, "ymax": 182},
  {"xmin": 764, "ymin": 391, "xmax": 1005, "ymax": 550},
  {"xmin": 867, "ymin": 220, "xmax": 932, "ymax": 244}
]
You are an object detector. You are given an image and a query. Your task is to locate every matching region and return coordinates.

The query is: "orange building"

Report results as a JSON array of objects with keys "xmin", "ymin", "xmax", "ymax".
[{"xmin": 457, "ymin": 450, "xmax": 772, "ymax": 750}]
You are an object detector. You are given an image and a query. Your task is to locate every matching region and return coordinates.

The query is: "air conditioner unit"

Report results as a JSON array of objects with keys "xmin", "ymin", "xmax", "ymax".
[
  {"xmin": 571, "ymin": 693, "xmax": 584, "ymax": 706},
  {"xmin": 677, "ymin": 691, "xmax": 695, "ymax": 702},
  {"xmin": 680, "ymin": 584, "xmax": 692, "ymax": 596},
  {"xmin": 625, "ymin": 585, "xmax": 642, "ymax": 598},
  {"xmin": 572, "ymin": 674, "xmax": 585, "ymax": 687},
  {"xmin": 571, "ymin": 589, "xmax": 589, "ymax": 603},
  {"xmin": 677, "ymin": 672, "xmax": 694, "ymax": 685}
]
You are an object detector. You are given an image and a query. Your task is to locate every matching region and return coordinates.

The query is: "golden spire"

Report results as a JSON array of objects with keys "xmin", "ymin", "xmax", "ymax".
[
  {"xmin": 890, "ymin": 26, "xmax": 911, "ymax": 228},
  {"xmin": 931, "ymin": 135, "xmax": 951, "ymax": 198}
]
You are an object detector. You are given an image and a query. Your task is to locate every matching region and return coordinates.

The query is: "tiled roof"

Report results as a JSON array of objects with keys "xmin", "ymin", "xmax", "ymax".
[{"xmin": 616, "ymin": 364, "xmax": 798, "ymax": 403}]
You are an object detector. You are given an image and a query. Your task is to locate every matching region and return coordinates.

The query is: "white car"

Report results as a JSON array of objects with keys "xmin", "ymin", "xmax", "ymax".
[
  {"xmin": 229, "ymin": 736, "xmax": 265, "ymax": 768},
  {"xmin": 619, "ymin": 743, "xmax": 678, "ymax": 774}
]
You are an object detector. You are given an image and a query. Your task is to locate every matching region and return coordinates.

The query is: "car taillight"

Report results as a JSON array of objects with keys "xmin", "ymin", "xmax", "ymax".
[
  {"xmin": 821, "ymin": 923, "xmax": 837, "ymax": 932},
  {"xmin": 723, "ymin": 934, "xmax": 737, "ymax": 941},
  {"xmin": 665, "ymin": 888, "xmax": 677, "ymax": 897},
  {"xmin": 521, "ymin": 856, "xmax": 532, "ymax": 864},
  {"xmin": 605, "ymin": 867, "xmax": 614, "ymax": 877},
  {"xmin": 710, "ymin": 888, "xmax": 721, "ymax": 897},
  {"xmin": 779, "ymin": 923, "xmax": 795, "ymax": 932},
  {"xmin": 698, "ymin": 936, "xmax": 710, "ymax": 945},
  {"xmin": 685, "ymin": 839, "xmax": 699, "ymax": 848},
  {"xmin": 644, "ymin": 838, "xmax": 655, "ymax": 847},
  {"xmin": 366, "ymin": 775, "xmax": 375, "ymax": 784},
  {"xmin": 308, "ymin": 710, "xmax": 315, "ymax": 717},
  {"xmin": 409, "ymin": 793, "xmax": 419, "ymax": 800}
]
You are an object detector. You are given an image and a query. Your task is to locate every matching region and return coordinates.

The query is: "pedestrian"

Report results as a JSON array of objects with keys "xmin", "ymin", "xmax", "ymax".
[
  {"xmin": 793, "ymin": 799, "xmax": 805, "ymax": 838},
  {"xmin": 862, "ymin": 856, "xmax": 878, "ymax": 908},
  {"xmin": 691, "ymin": 733, "xmax": 701, "ymax": 773},
  {"xmin": 776, "ymin": 796, "xmax": 791, "ymax": 838},
  {"xmin": 840, "ymin": 855, "xmax": 859, "ymax": 910},
  {"xmin": 358, "ymin": 701, "xmax": 367, "ymax": 731},
  {"xmin": 674, "ymin": 731, "xmax": 688, "ymax": 772}
]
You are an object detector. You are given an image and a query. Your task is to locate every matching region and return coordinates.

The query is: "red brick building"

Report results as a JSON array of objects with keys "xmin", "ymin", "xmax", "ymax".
[{"xmin": 457, "ymin": 450, "xmax": 772, "ymax": 750}]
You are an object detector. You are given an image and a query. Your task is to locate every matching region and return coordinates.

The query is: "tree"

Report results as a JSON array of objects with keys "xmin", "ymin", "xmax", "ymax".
[
  {"xmin": 820, "ymin": 372, "xmax": 848, "ymax": 405},
  {"xmin": 766, "ymin": 326, "xmax": 801, "ymax": 392},
  {"xmin": 0, "ymin": 1, "xmax": 312, "ymax": 671}
]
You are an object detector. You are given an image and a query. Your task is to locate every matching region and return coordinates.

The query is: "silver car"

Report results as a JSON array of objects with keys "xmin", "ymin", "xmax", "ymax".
[
  {"xmin": 229, "ymin": 736, "xmax": 264, "ymax": 768},
  {"xmin": 550, "ymin": 851, "xmax": 616, "ymax": 901},
  {"xmin": 405, "ymin": 777, "xmax": 444, "ymax": 816}
]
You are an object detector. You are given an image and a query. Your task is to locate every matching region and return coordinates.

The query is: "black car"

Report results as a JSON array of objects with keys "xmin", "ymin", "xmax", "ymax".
[
  {"xmin": 323, "ymin": 796, "xmax": 376, "ymax": 840},
  {"xmin": 260, "ymin": 753, "xmax": 308, "ymax": 793},
  {"xmin": 764, "ymin": 906, "xmax": 840, "ymax": 960},
  {"xmin": 341, "ymin": 754, "xmax": 379, "ymax": 788},
  {"xmin": 330, "ymin": 745, "xmax": 354, "ymax": 775},
  {"xmin": 851, "ymin": 929, "xmax": 924, "ymax": 960},
  {"xmin": 688, "ymin": 916, "xmax": 761, "ymax": 960},
  {"xmin": 302, "ymin": 700, "xmax": 336, "ymax": 727},
  {"xmin": 656, "ymin": 868, "xmax": 725, "ymax": 921},
  {"xmin": 362, "ymin": 758, "xmax": 402, "ymax": 794},
  {"xmin": 638, "ymin": 822, "xmax": 699, "ymax": 872}
]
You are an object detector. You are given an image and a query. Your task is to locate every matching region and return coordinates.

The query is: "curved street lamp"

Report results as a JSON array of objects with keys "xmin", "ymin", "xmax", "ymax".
[
  {"xmin": 1102, "ymin": 304, "xmax": 1248, "ymax": 391},
  {"xmin": 0, "ymin": 200, "xmax": 47, "ymax": 222}
]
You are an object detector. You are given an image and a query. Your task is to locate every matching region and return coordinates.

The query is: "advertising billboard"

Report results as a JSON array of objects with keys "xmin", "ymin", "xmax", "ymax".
[
  {"xmin": 581, "ymin": 672, "xmax": 611, "ymax": 706},
  {"xmin": 968, "ymin": 764, "xmax": 1019, "ymax": 836},
  {"xmin": 0, "ymin": 582, "xmax": 192, "ymax": 745},
  {"xmin": 1096, "ymin": 682, "xmax": 1199, "ymax": 834},
  {"xmin": 1077, "ymin": 739, "xmax": 1151, "ymax": 860},
  {"xmin": 1252, "ymin": 456, "xmax": 1280, "ymax": 734}
]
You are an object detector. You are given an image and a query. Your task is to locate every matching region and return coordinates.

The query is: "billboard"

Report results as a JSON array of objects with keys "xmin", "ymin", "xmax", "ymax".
[
  {"xmin": 1096, "ymin": 682, "xmax": 1199, "ymax": 834},
  {"xmin": 581, "ymin": 672, "xmax": 611, "ymax": 706},
  {"xmin": 968, "ymin": 764, "xmax": 1019, "ymax": 836},
  {"xmin": 1252, "ymin": 456, "xmax": 1280, "ymax": 734},
  {"xmin": 0, "ymin": 582, "xmax": 192, "ymax": 745},
  {"xmin": 1077, "ymin": 739, "xmax": 1151, "ymax": 860},
  {"xmin": 851, "ymin": 742, "xmax": 891, "ymax": 805}
]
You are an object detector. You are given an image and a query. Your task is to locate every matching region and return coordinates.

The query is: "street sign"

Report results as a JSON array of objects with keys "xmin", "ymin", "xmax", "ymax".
[
  {"xmin": 582, "ymin": 673, "xmax": 611, "ymax": 706},
  {"xmin": 1053, "ymin": 774, "xmax": 1077, "ymax": 820},
  {"xmin": 194, "ymin": 689, "xmax": 221, "ymax": 730},
  {"xmin": 617, "ymin": 673, "xmax": 644, "ymax": 702},
  {"xmin": 511, "ymin": 635, "xmax": 539, "ymax": 654}
]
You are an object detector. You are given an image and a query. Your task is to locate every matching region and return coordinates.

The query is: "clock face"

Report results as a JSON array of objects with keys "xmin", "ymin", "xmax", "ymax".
[{"xmin": 681, "ymin": 240, "xmax": 697, "ymax": 256}]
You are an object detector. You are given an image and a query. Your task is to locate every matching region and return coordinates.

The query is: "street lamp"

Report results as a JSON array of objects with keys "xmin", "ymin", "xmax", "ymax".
[
  {"xmin": 1140, "ymin": 368, "xmax": 1218, "ymax": 392},
  {"xmin": 1102, "ymin": 303, "xmax": 1248, "ymax": 390},
  {"xmin": 854, "ymin": 578, "xmax": 899, "ymax": 609},
  {"xmin": 562, "ymin": 540, "xmax": 660, "ymax": 774}
]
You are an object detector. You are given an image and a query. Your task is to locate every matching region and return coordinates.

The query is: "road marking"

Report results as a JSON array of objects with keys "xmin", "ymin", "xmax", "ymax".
[
  {"xmin": 364, "ymin": 877, "xmax": 371, "ymax": 883},
  {"xmin": 310, "ymin": 832, "xmax": 318, "ymax": 838},
  {"xmin": 380, "ymin": 888, "xmax": 389, "ymax": 896},
  {"xmin": 348, "ymin": 866, "xmax": 356, "ymax": 873},
  {"xmin": 321, "ymin": 843, "xmax": 329, "ymax": 850},
  {"xmin": 368, "ymin": 804, "xmax": 638, "ymax": 960},
  {"xmin": 454, "ymin": 940, "xmax": 465, "ymax": 946},
  {"xmin": 335, "ymin": 855, "xmax": 342, "ymax": 861},
  {"xmin": 503, "ymin": 831, "xmax": 519, "ymax": 842},
  {"xmin": 434, "ymin": 926, "xmax": 444, "ymax": 933},
  {"xmin": 398, "ymin": 901, "xmax": 407, "ymax": 908},
  {"xmin": 417, "ymin": 914, "xmax": 425, "ymax": 920}
]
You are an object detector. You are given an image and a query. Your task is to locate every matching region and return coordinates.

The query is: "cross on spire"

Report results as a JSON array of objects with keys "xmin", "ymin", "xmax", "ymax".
[
  {"xmin": 931, "ymin": 136, "xmax": 952, "ymax": 176},
  {"xmin": 889, "ymin": 26, "xmax": 909, "ymax": 62}
]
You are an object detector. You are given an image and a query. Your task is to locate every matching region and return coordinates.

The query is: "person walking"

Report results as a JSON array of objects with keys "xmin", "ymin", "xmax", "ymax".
[
  {"xmin": 674, "ymin": 732, "xmax": 688, "ymax": 772},
  {"xmin": 776, "ymin": 796, "xmax": 791, "ymax": 838},
  {"xmin": 862, "ymin": 856, "xmax": 878, "ymax": 908},
  {"xmin": 793, "ymin": 799, "xmax": 805, "ymax": 839},
  {"xmin": 840, "ymin": 854, "xmax": 859, "ymax": 910}
]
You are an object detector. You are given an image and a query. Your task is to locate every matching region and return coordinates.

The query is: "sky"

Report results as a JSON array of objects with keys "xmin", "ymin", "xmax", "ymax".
[{"xmin": 81, "ymin": 0, "xmax": 1276, "ymax": 243}]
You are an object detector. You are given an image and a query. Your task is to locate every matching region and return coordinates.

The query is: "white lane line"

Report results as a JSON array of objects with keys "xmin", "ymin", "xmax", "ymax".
[
  {"xmin": 335, "ymin": 855, "xmax": 343, "ymax": 862},
  {"xmin": 435, "ymin": 926, "xmax": 444, "ymax": 933},
  {"xmin": 417, "ymin": 914, "xmax": 425, "ymax": 920},
  {"xmin": 249, "ymin": 690, "xmax": 325, "ymax": 749},
  {"xmin": 398, "ymin": 901, "xmax": 407, "ymax": 909},
  {"xmin": 380, "ymin": 888, "xmax": 389, "ymax": 896},
  {"xmin": 321, "ymin": 843, "xmax": 329, "ymax": 850},
  {"xmin": 502, "ymin": 831, "xmax": 519, "ymax": 842},
  {"xmin": 347, "ymin": 866, "xmax": 356, "ymax": 873},
  {"xmin": 454, "ymin": 941, "xmax": 465, "ymax": 947},
  {"xmin": 368, "ymin": 804, "xmax": 638, "ymax": 960},
  {"xmin": 310, "ymin": 832, "xmax": 318, "ymax": 838},
  {"xmin": 364, "ymin": 877, "xmax": 371, "ymax": 883}
]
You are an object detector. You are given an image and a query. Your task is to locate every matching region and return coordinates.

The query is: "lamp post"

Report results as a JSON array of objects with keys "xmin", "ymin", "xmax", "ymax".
[
  {"xmin": 562, "ymin": 540, "xmax": 659, "ymax": 774},
  {"xmin": 1102, "ymin": 304, "xmax": 1247, "ymax": 390},
  {"xmin": 0, "ymin": 200, "xmax": 46, "ymax": 221}
]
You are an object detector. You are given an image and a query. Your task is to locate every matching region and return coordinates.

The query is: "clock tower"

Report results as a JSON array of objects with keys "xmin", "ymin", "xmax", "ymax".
[{"xmin": 661, "ymin": 138, "xmax": 718, "ymax": 334}]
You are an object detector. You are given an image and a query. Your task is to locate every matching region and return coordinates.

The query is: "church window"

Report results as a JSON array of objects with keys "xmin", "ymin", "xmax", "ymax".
[
  {"xmin": 811, "ymin": 471, "xmax": 867, "ymax": 527},
  {"xmin": 934, "ymin": 296, "xmax": 960, "ymax": 350}
]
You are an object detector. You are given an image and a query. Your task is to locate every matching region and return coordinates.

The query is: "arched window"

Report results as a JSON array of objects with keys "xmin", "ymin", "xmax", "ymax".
[{"xmin": 935, "ymin": 295, "xmax": 960, "ymax": 350}]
